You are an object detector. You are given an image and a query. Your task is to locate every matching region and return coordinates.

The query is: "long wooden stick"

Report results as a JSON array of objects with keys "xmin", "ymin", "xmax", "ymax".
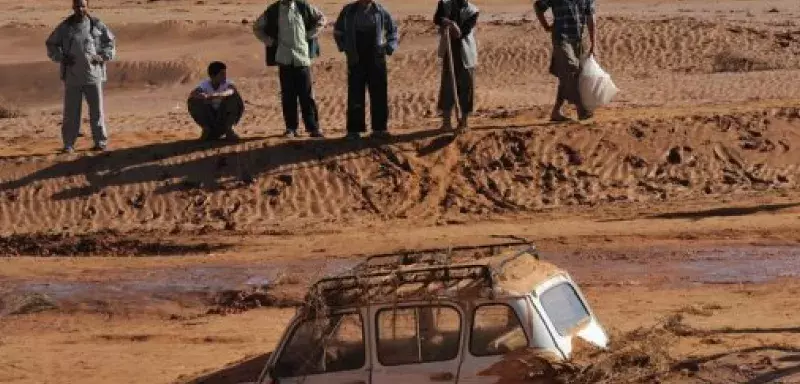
[{"xmin": 444, "ymin": 27, "xmax": 461, "ymax": 123}]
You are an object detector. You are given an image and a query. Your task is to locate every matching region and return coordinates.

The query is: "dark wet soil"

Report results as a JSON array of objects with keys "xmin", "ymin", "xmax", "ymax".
[
  {"xmin": 1, "ymin": 245, "xmax": 798, "ymax": 315},
  {"xmin": 0, "ymin": 230, "xmax": 228, "ymax": 257}
]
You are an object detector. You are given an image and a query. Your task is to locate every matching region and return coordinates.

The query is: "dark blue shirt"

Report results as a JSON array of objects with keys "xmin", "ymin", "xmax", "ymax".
[{"xmin": 535, "ymin": 0, "xmax": 595, "ymax": 41}]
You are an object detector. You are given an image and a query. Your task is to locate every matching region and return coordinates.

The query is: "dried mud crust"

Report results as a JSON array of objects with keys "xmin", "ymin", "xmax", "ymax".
[
  {"xmin": 1, "ymin": 107, "xmax": 798, "ymax": 235},
  {"xmin": 0, "ymin": 230, "xmax": 224, "ymax": 256}
]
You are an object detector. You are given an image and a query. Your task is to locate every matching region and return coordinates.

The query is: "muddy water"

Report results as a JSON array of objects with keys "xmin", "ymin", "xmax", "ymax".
[{"xmin": 2, "ymin": 246, "xmax": 798, "ymax": 312}]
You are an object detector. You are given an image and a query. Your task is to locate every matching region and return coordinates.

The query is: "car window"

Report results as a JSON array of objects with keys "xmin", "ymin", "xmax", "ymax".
[
  {"xmin": 471, "ymin": 304, "xmax": 529, "ymax": 356},
  {"xmin": 540, "ymin": 282, "xmax": 590, "ymax": 336},
  {"xmin": 377, "ymin": 306, "xmax": 461, "ymax": 366},
  {"xmin": 273, "ymin": 313, "xmax": 365, "ymax": 378}
]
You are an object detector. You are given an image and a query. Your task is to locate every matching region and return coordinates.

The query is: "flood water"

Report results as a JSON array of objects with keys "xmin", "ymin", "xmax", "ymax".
[{"xmin": 2, "ymin": 245, "xmax": 799, "ymax": 310}]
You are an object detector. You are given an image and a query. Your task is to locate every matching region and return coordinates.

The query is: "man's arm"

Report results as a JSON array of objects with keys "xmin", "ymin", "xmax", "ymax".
[
  {"xmin": 585, "ymin": 0, "xmax": 596, "ymax": 55},
  {"xmin": 586, "ymin": 14, "xmax": 596, "ymax": 55},
  {"xmin": 189, "ymin": 86, "xmax": 208, "ymax": 100},
  {"xmin": 308, "ymin": 5, "xmax": 327, "ymax": 39},
  {"xmin": 384, "ymin": 8, "xmax": 399, "ymax": 55},
  {"xmin": 333, "ymin": 6, "xmax": 348, "ymax": 52},
  {"xmin": 95, "ymin": 21, "xmax": 116, "ymax": 62},
  {"xmin": 433, "ymin": 1, "xmax": 445, "ymax": 26},
  {"xmin": 533, "ymin": 0, "xmax": 552, "ymax": 32},
  {"xmin": 45, "ymin": 24, "xmax": 66, "ymax": 63},
  {"xmin": 253, "ymin": 11, "xmax": 275, "ymax": 46},
  {"xmin": 457, "ymin": 8, "xmax": 479, "ymax": 38}
]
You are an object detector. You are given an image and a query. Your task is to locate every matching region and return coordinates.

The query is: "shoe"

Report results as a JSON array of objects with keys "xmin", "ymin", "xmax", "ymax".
[
  {"xmin": 550, "ymin": 113, "xmax": 571, "ymax": 123},
  {"xmin": 345, "ymin": 132, "xmax": 361, "ymax": 140},
  {"xmin": 91, "ymin": 143, "xmax": 107, "ymax": 151},
  {"xmin": 441, "ymin": 119, "xmax": 453, "ymax": 131},
  {"xmin": 225, "ymin": 131, "xmax": 241, "ymax": 142},
  {"xmin": 199, "ymin": 127, "xmax": 211, "ymax": 141},
  {"xmin": 456, "ymin": 118, "xmax": 469, "ymax": 133},
  {"xmin": 308, "ymin": 130, "xmax": 325, "ymax": 138},
  {"xmin": 578, "ymin": 111, "xmax": 594, "ymax": 121},
  {"xmin": 61, "ymin": 146, "xmax": 74, "ymax": 154},
  {"xmin": 371, "ymin": 130, "xmax": 391, "ymax": 139},
  {"xmin": 284, "ymin": 130, "xmax": 298, "ymax": 138}
]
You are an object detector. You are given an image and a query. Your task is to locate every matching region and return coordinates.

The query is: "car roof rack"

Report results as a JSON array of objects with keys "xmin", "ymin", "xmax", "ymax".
[{"xmin": 301, "ymin": 239, "xmax": 539, "ymax": 314}]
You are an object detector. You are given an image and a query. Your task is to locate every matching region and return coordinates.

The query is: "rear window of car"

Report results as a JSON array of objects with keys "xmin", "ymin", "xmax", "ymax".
[
  {"xmin": 540, "ymin": 282, "xmax": 590, "ymax": 336},
  {"xmin": 376, "ymin": 306, "xmax": 462, "ymax": 366}
]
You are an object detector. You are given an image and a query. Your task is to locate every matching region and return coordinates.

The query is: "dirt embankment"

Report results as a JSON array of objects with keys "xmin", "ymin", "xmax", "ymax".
[{"xmin": 0, "ymin": 107, "xmax": 797, "ymax": 238}]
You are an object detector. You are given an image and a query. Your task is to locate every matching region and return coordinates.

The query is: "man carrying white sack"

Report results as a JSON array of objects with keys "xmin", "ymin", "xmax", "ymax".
[
  {"xmin": 46, "ymin": 0, "xmax": 116, "ymax": 153},
  {"xmin": 534, "ymin": 0, "xmax": 596, "ymax": 122}
]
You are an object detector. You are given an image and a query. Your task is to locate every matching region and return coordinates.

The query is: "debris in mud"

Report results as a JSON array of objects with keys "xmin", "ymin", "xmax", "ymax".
[
  {"xmin": 0, "ymin": 230, "xmax": 224, "ymax": 257},
  {"xmin": 480, "ymin": 315, "xmax": 696, "ymax": 383},
  {"xmin": 207, "ymin": 284, "xmax": 303, "ymax": 315},
  {"xmin": 1, "ymin": 292, "xmax": 59, "ymax": 315},
  {"xmin": 0, "ymin": 104, "xmax": 25, "ymax": 119}
]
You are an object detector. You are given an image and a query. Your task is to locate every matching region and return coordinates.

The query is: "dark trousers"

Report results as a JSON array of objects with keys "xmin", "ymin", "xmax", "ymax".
[
  {"xmin": 347, "ymin": 57, "xmax": 389, "ymax": 133},
  {"xmin": 279, "ymin": 65, "xmax": 320, "ymax": 133},
  {"xmin": 550, "ymin": 38, "xmax": 586, "ymax": 113},
  {"xmin": 187, "ymin": 92, "xmax": 244, "ymax": 139},
  {"xmin": 438, "ymin": 42, "xmax": 475, "ymax": 119}
]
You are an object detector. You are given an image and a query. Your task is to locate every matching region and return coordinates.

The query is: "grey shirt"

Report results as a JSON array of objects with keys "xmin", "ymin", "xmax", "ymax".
[{"xmin": 46, "ymin": 16, "xmax": 116, "ymax": 86}]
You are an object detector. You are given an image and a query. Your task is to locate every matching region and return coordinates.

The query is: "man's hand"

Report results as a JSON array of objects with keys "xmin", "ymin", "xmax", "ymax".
[
  {"xmin": 449, "ymin": 23, "xmax": 462, "ymax": 39},
  {"xmin": 90, "ymin": 54, "xmax": 104, "ymax": 64}
]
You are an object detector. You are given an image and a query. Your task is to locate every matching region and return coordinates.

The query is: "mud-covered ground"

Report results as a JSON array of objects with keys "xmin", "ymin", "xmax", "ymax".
[{"xmin": 1, "ymin": 0, "xmax": 800, "ymax": 383}]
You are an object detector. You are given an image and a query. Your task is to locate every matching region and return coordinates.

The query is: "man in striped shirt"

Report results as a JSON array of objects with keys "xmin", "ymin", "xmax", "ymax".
[{"xmin": 535, "ymin": 0, "xmax": 596, "ymax": 121}]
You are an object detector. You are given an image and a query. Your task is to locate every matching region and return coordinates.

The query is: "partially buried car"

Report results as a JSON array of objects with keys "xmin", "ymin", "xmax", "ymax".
[{"xmin": 252, "ymin": 242, "xmax": 608, "ymax": 384}]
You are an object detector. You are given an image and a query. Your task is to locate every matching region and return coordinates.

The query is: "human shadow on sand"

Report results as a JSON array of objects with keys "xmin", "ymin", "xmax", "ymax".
[
  {"xmin": 0, "ymin": 138, "xmax": 262, "ymax": 193},
  {"xmin": 1, "ymin": 129, "xmax": 456, "ymax": 201}
]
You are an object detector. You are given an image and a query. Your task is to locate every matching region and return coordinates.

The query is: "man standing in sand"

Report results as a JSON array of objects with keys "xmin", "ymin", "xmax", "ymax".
[
  {"xmin": 534, "ymin": 0, "xmax": 596, "ymax": 122},
  {"xmin": 253, "ymin": 0, "xmax": 326, "ymax": 138},
  {"xmin": 434, "ymin": 0, "xmax": 479, "ymax": 132},
  {"xmin": 334, "ymin": 0, "xmax": 399, "ymax": 140},
  {"xmin": 45, "ymin": 0, "xmax": 115, "ymax": 153}
]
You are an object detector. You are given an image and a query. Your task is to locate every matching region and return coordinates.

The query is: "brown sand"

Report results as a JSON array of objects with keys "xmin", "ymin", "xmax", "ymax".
[{"xmin": 1, "ymin": 0, "xmax": 800, "ymax": 383}]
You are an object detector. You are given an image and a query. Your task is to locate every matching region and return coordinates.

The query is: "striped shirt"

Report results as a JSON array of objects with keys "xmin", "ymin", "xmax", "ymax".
[{"xmin": 534, "ymin": 0, "xmax": 595, "ymax": 41}]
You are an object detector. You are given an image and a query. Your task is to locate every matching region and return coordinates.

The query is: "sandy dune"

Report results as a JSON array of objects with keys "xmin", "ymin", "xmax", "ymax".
[{"xmin": 1, "ymin": 0, "xmax": 800, "ymax": 383}]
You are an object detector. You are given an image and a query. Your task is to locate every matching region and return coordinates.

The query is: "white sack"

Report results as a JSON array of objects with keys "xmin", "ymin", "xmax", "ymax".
[{"xmin": 579, "ymin": 55, "xmax": 618, "ymax": 112}]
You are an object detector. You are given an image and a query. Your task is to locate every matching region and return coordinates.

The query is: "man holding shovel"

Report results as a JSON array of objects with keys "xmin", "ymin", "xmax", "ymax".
[
  {"xmin": 535, "ymin": 0, "xmax": 596, "ymax": 122},
  {"xmin": 434, "ymin": 0, "xmax": 479, "ymax": 132}
]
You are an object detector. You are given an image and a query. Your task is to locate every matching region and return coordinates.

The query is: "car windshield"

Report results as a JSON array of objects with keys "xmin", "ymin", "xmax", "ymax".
[{"xmin": 540, "ymin": 282, "xmax": 590, "ymax": 336}]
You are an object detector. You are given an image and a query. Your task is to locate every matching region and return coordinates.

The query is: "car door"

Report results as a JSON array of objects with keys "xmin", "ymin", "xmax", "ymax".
[
  {"xmin": 370, "ymin": 304, "xmax": 463, "ymax": 384},
  {"xmin": 456, "ymin": 300, "xmax": 534, "ymax": 384},
  {"xmin": 264, "ymin": 309, "xmax": 371, "ymax": 384}
]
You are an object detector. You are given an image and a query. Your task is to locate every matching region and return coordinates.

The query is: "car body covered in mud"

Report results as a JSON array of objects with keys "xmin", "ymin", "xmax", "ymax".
[{"xmin": 253, "ymin": 244, "xmax": 608, "ymax": 384}]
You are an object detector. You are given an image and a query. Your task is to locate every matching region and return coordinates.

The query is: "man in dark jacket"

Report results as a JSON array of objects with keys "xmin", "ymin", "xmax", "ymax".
[
  {"xmin": 334, "ymin": 0, "xmax": 399, "ymax": 139},
  {"xmin": 535, "ymin": 0, "xmax": 596, "ymax": 122},
  {"xmin": 45, "ymin": 0, "xmax": 115, "ymax": 153},
  {"xmin": 254, "ymin": 0, "xmax": 326, "ymax": 138}
]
